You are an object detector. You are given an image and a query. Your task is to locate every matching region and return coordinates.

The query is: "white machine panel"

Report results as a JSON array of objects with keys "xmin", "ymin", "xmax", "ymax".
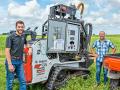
[
  {"xmin": 48, "ymin": 20, "xmax": 66, "ymax": 52},
  {"xmin": 31, "ymin": 40, "xmax": 50, "ymax": 83},
  {"xmin": 31, "ymin": 40, "xmax": 61, "ymax": 83},
  {"xmin": 66, "ymin": 24, "xmax": 79, "ymax": 52}
]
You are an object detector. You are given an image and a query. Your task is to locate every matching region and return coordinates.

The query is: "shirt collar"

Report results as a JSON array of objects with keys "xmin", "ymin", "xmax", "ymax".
[
  {"xmin": 14, "ymin": 32, "xmax": 23, "ymax": 37},
  {"xmin": 99, "ymin": 39, "xmax": 107, "ymax": 42}
]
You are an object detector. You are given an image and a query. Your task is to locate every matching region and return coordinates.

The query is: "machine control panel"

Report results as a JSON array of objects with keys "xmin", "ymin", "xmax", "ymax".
[
  {"xmin": 47, "ymin": 20, "xmax": 80, "ymax": 53},
  {"xmin": 66, "ymin": 24, "xmax": 79, "ymax": 52}
]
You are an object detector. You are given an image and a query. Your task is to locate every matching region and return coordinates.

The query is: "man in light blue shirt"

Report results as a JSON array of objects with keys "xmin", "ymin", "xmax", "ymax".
[{"xmin": 91, "ymin": 31, "xmax": 116, "ymax": 86}]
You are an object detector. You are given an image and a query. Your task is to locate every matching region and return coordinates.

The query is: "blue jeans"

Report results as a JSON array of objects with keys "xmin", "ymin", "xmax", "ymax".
[
  {"xmin": 5, "ymin": 59, "xmax": 26, "ymax": 90},
  {"xmin": 96, "ymin": 61, "xmax": 108, "ymax": 84}
]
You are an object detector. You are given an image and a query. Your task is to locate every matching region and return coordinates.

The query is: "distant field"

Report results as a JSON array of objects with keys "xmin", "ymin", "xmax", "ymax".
[{"xmin": 0, "ymin": 34, "xmax": 120, "ymax": 90}]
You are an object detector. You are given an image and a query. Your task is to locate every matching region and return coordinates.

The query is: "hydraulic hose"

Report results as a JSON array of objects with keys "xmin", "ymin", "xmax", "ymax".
[{"xmin": 76, "ymin": 2, "xmax": 84, "ymax": 18}]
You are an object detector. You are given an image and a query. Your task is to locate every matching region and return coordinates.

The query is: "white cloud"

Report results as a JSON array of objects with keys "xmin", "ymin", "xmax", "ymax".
[
  {"xmin": 112, "ymin": 13, "xmax": 120, "ymax": 24},
  {"xmin": 0, "ymin": 6, "xmax": 7, "ymax": 18},
  {"xmin": 7, "ymin": 0, "xmax": 90, "ymax": 34},
  {"xmin": 84, "ymin": 16, "xmax": 108, "ymax": 25},
  {"xmin": 94, "ymin": 17, "xmax": 108, "ymax": 25},
  {"xmin": 113, "ymin": 13, "xmax": 120, "ymax": 19},
  {"xmin": 94, "ymin": 0, "xmax": 104, "ymax": 8},
  {"xmin": 8, "ymin": 0, "xmax": 39, "ymax": 17},
  {"xmin": 0, "ymin": 6, "xmax": 9, "ymax": 33},
  {"xmin": 7, "ymin": 0, "xmax": 55, "ymax": 34},
  {"xmin": 90, "ymin": 11, "xmax": 103, "ymax": 17},
  {"xmin": 0, "ymin": 0, "xmax": 120, "ymax": 35},
  {"xmin": 51, "ymin": 0, "xmax": 84, "ymax": 5},
  {"xmin": 90, "ymin": 6, "xmax": 111, "ymax": 18},
  {"xmin": 109, "ymin": 0, "xmax": 120, "ymax": 7}
]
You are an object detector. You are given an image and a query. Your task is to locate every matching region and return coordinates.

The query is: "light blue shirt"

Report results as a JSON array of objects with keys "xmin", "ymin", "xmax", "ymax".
[{"xmin": 92, "ymin": 39, "xmax": 115, "ymax": 62}]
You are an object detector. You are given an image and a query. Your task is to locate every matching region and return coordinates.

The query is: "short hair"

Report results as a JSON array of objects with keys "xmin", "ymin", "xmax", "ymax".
[
  {"xmin": 16, "ymin": 20, "xmax": 24, "ymax": 27},
  {"xmin": 99, "ymin": 31, "xmax": 105, "ymax": 34}
]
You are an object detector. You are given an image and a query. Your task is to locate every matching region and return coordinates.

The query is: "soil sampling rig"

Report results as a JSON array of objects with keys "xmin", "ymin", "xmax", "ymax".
[{"xmin": 23, "ymin": 3, "xmax": 93, "ymax": 90}]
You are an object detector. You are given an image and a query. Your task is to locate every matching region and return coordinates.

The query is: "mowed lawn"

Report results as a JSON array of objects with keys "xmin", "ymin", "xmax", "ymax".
[{"xmin": 0, "ymin": 35, "xmax": 120, "ymax": 90}]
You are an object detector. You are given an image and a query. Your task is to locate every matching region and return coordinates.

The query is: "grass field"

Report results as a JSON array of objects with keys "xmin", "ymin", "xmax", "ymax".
[{"xmin": 0, "ymin": 35, "xmax": 120, "ymax": 90}]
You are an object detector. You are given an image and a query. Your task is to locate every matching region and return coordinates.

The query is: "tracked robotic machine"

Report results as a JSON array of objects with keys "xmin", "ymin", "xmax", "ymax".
[{"xmin": 23, "ymin": 3, "xmax": 93, "ymax": 90}]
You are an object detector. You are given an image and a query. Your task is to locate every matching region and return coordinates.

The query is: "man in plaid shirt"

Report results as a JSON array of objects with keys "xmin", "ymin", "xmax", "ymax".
[{"xmin": 91, "ymin": 31, "xmax": 116, "ymax": 86}]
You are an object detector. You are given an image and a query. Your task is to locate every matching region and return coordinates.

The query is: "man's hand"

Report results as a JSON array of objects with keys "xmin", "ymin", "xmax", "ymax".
[
  {"xmin": 90, "ymin": 48, "xmax": 99, "ymax": 58},
  {"xmin": 5, "ymin": 48, "xmax": 14, "ymax": 72},
  {"xmin": 94, "ymin": 54, "xmax": 99, "ymax": 58},
  {"xmin": 8, "ymin": 64, "xmax": 15, "ymax": 72},
  {"xmin": 24, "ymin": 44, "xmax": 32, "ymax": 55},
  {"xmin": 28, "ymin": 48, "xmax": 32, "ymax": 55},
  {"xmin": 112, "ymin": 48, "xmax": 116, "ymax": 54},
  {"xmin": 89, "ymin": 53, "xmax": 99, "ymax": 58}
]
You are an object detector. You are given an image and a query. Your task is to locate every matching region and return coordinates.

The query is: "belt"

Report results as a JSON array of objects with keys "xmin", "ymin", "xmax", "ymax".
[{"xmin": 11, "ymin": 56, "xmax": 22, "ymax": 59}]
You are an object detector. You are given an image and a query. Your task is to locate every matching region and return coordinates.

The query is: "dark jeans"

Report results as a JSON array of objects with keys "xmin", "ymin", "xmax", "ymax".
[
  {"xmin": 5, "ymin": 59, "xmax": 26, "ymax": 90},
  {"xmin": 96, "ymin": 61, "xmax": 108, "ymax": 85}
]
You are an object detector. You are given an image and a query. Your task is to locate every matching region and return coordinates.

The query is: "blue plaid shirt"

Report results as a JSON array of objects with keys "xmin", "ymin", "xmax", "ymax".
[{"xmin": 92, "ymin": 39, "xmax": 115, "ymax": 62}]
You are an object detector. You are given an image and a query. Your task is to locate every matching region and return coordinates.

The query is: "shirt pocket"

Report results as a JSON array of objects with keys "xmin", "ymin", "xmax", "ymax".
[
  {"xmin": 97, "ymin": 45, "xmax": 101, "ymax": 50},
  {"xmin": 103, "ymin": 43, "xmax": 108, "ymax": 50}
]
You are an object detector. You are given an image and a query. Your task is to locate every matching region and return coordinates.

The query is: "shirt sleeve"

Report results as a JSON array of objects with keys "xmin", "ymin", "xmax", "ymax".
[
  {"xmin": 92, "ymin": 41, "xmax": 97, "ymax": 48},
  {"xmin": 109, "ymin": 41, "xmax": 115, "ymax": 48},
  {"xmin": 6, "ymin": 35, "xmax": 12, "ymax": 48}
]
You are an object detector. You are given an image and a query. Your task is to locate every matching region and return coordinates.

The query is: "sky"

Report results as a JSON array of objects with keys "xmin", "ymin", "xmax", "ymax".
[{"xmin": 0, "ymin": 0, "xmax": 120, "ymax": 35}]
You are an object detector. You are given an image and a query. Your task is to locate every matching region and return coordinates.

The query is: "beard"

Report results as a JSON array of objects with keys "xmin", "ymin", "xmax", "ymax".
[
  {"xmin": 17, "ymin": 29, "xmax": 24, "ymax": 35},
  {"xmin": 100, "ymin": 37, "xmax": 105, "ymax": 40}
]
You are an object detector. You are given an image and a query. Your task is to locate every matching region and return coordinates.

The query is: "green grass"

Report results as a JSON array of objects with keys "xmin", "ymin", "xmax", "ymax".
[
  {"xmin": 0, "ymin": 35, "xmax": 120, "ymax": 90},
  {"xmin": 60, "ymin": 64, "xmax": 110, "ymax": 90}
]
